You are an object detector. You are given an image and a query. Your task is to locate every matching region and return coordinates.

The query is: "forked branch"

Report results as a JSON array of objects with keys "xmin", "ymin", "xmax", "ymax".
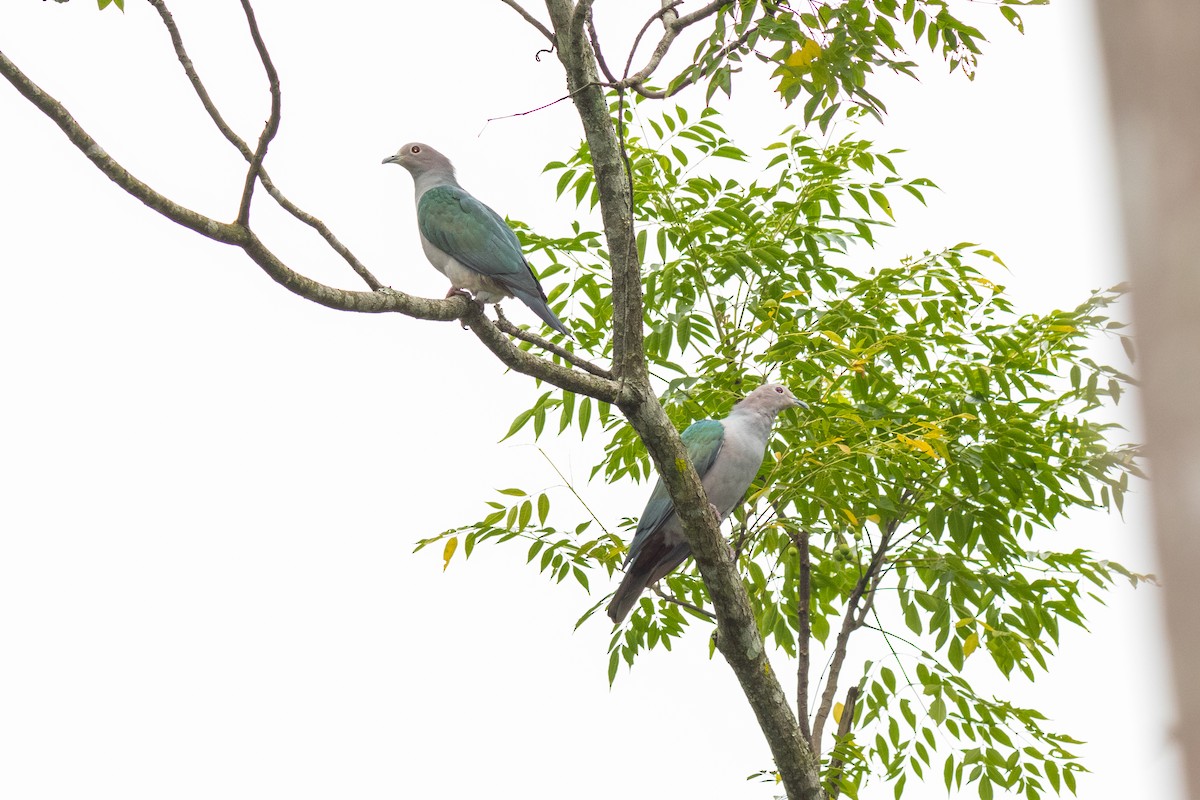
[
  {"xmin": 809, "ymin": 499, "xmax": 908, "ymax": 756},
  {"xmin": 0, "ymin": 45, "xmax": 617, "ymax": 404},
  {"xmin": 147, "ymin": 0, "xmax": 384, "ymax": 291},
  {"xmin": 235, "ymin": 0, "xmax": 281, "ymax": 226},
  {"xmin": 498, "ymin": 0, "xmax": 556, "ymax": 43}
]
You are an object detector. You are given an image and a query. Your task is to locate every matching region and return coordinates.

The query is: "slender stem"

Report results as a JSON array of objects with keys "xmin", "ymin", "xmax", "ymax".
[
  {"xmin": 537, "ymin": 448, "xmax": 611, "ymax": 538},
  {"xmin": 235, "ymin": 0, "xmax": 282, "ymax": 226},
  {"xmin": 622, "ymin": 2, "xmax": 685, "ymax": 81},
  {"xmin": 498, "ymin": 0, "xmax": 556, "ymax": 43},
  {"xmin": 586, "ymin": 12, "xmax": 619, "ymax": 85},
  {"xmin": 0, "ymin": 47, "xmax": 621, "ymax": 403},
  {"xmin": 494, "ymin": 305, "xmax": 612, "ymax": 378},
  {"xmin": 651, "ymin": 583, "xmax": 716, "ymax": 620},
  {"xmin": 147, "ymin": 0, "xmax": 382, "ymax": 290}
]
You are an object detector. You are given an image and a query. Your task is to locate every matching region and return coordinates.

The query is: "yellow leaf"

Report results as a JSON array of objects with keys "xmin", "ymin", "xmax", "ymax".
[
  {"xmin": 833, "ymin": 701, "xmax": 845, "ymax": 724},
  {"xmin": 775, "ymin": 772, "xmax": 782, "ymax": 784},
  {"xmin": 897, "ymin": 433, "xmax": 938, "ymax": 459},
  {"xmin": 841, "ymin": 508, "xmax": 859, "ymax": 526},
  {"xmin": 786, "ymin": 38, "xmax": 822, "ymax": 69},
  {"xmin": 836, "ymin": 442, "xmax": 852, "ymax": 454},
  {"xmin": 442, "ymin": 537, "xmax": 458, "ymax": 572},
  {"xmin": 781, "ymin": 289, "xmax": 807, "ymax": 300},
  {"xmin": 955, "ymin": 617, "xmax": 976, "ymax": 629},
  {"xmin": 819, "ymin": 330, "xmax": 845, "ymax": 346},
  {"xmin": 1048, "ymin": 324, "xmax": 1077, "ymax": 333},
  {"xmin": 963, "ymin": 632, "xmax": 980, "ymax": 658}
]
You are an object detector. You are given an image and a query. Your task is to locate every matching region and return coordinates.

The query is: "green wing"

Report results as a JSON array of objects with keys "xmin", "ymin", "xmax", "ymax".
[
  {"xmin": 624, "ymin": 418, "xmax": 725, "ymax": 566},
  {"xmin": 417, "ymin": 185, "xmax": 543, "ymax": 295}
]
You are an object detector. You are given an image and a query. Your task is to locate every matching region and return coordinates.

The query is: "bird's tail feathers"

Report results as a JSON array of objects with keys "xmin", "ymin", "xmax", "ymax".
[
  {"xmin": 509, "ymin": 287, "xmax": 573, "ymax": 338},
  {"xmin": 606, "ymin": 568, "xmax": 649, "ymax": 625}
]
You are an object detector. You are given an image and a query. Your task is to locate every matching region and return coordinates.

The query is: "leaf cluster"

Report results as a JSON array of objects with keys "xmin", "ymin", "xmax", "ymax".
[{"xmin": 420, "ymin": 105, "xmax": 1144, "ymax": 798}]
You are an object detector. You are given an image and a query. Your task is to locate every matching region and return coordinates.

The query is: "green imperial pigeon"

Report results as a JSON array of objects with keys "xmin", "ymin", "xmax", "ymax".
[
  {"xmin": 607, "ymin": 384, "xmax": 806, "ymax": 624},
  {"xmin": 383, "ymin": 142, "xmax": 571, "ymax": 337}
]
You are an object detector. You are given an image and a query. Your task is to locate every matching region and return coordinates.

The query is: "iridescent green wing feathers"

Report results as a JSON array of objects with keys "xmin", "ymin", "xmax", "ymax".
[{"xmin": 624, "ymin": 418, "xmax": 725, "ymax": 566}]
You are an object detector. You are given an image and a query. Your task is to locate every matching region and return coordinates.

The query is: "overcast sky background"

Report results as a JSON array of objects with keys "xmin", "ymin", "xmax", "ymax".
[{"xmin": 0, "ymin": 1, "xmax": 1185, "ymax": 799}]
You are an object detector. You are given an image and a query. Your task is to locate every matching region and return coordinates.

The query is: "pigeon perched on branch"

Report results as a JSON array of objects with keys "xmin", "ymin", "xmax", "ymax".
[
  {"xmin": 383, "ymin": 142, "xmax": 571, "ymax": 337},
  {"xmin": 607, "ymin": 383, "xmax": 806, "ymax": 624}
]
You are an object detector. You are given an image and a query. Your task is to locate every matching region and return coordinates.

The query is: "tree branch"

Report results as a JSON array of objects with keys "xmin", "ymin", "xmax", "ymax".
[
  {"xmin": 0, "ymin": 47, "xmax": 241, "ymax": 244},
  {"xmin": 585, "ymin": 12, "xmax": 619, "ymax": 85},
  {"xmin": 794, "ymin": 529, "xmax": 814, "ymax": 745},
  {"xmin": 651, "ymin": 583, "xmax": 716, "ymax": 620},
  {"xmin": 498, "ymin": 0, "xmax": 556, "ymax": 44},
  {"xmin": 810, "ymin": 512, "xmax": 903, "ymax": 757},
  {"xmin": 494, "ymin": 306, "xmax": 612, "ymax": 379},
  {"xmin": 146, "ymin": 0, "xmax": 383, "ymax": 291},
  {"xmin": 826, "ymin": 684, "xmax": 860, "ymax": 799},
  {"xmin": 627, "ymin": 24, "xmax": 756, "ymax": 100},
  {"xmin": 615, "ymin": 0, "xmax": 737, "ymax": 93},
  {"xmin": 235, "ymin": 0, "xmax": 281, "ymax": 226},
  {"xmin": 544, "ymin": 1, "xmax": 645, "ymax": 385},
  {"xmin": 543, "ymin": 2, "xmax": 820, "ymax": 795},
  {"xmin": 0, "ymin": 47, "xmax": 619, "ymax": 405},
  {"xmin": 620, "ymin": 2, "xmax": 685, "ymax": 89}
]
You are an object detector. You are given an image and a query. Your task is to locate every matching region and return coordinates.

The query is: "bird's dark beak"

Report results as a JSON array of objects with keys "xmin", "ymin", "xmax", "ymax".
[
  {"xmin": 794, "ymin": 399, "xmax": 810, "ymax": 410},
  {"xmin": 382, "ymin": 154, "xmax": 399, "ymax": 165}
]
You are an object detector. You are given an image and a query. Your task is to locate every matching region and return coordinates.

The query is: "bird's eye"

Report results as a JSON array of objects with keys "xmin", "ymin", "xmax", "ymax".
[
  {"xmin": 410, "ymin": 145, "xmax": 421, "ymax": 154},
  {"xmin": 775, "ymin": 386, "xmax": 784, "ymax": 393}
]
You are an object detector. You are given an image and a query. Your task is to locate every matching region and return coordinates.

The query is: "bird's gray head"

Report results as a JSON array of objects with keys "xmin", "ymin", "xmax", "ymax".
[
  {"xmin": 739, "ymin": 383, "xmax": 808, "ymax": 416},
  {"xmin": 381, "ymin": 142, "xmax": 455, "ymax": 179}
]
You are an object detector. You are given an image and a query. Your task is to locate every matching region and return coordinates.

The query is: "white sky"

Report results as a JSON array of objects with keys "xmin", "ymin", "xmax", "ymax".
[{"xmin": 0, "ymin": 2, "xmax": 1184, "ymax": 799}]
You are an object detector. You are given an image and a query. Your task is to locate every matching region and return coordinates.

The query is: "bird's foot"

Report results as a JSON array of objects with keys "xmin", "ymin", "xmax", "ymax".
[
  {"xmin": 708, "ymin": 502, "xmax": 722, "ymax": 524},
  {"xmin": 446, "ymin": 287, "xmax": 476, "ymax": 329}
]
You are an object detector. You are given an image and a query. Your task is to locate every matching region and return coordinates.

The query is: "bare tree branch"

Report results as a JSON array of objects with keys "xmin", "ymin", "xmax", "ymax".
[
  {"xmin": 651, "ymin": 583, "xmax": 716, "ymax": 620},
  {"xmin": 494, "ymin": 306, "xmax": 612, "ymax": 379},
  {"xmin": 621, "ymin": 2, "xmax": 685, "ymax": 87},
  {"xmin": 147, "ymin": 0, "xmax": 383, "ymax": 291},
  {"xmin": 0, "ymin": 47, "xmax": 618, "ymax": 404},
  {"xmin": 498, "ymin": 0, "xmax": 556, "ymax": 44},
  {"xmin": 628, "ymin": 25, "xmax": 756, "ymax": 100},
  {"xmin": 235, "ymin": 0, "xmax": 281, "ymax": 226},
  {"xmin": 810, "ymin": 505, "xmax": 905, "ymax": 757},
  {"xmin": 585, "ymin": 12, "xmax": 619, "ymax": 85},
  {"xmin": 794, "ymin": 529, "xmax": 814, "ymax": 745},
  {"xmin": 614, "ymin": 0, "xmax": 738, "ymax": 94},
  {"xmin": 0, "ymin": 47, "xmax": 239, "ymax": 243}
]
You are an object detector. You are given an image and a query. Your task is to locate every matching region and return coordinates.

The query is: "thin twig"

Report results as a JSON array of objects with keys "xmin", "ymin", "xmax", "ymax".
[
  {"xmin": 147, "ymin": 0, "xmax": 383, "ymax": 290},
  {"xmin": 651, "ymin": 583, "xmax": 716, "ymax": 620},
  {"xmin": 493, "ymin": 306, "xmax": 612, "ymax": 378},
  {"xmin": 628, "ymin": 25, "xmax": 757, "ymax": 100},
  {"xmin": 622, "ymin": 1, "xmax": 685, "ymax": 83},
  {"xmin": 537, "ymin": 449, "xmax": 611, "ymax": 538},
  {"xmin": 497, "ymin": 0, "xmax": 555, "ymax": 43},
  {"xmin": 235, "ymin": 0, "xmax": 281, "ymax": 226},
  {"xmin": 480, "ymin": 82, "xmax": 606, "ymax": 131},
  {"xmin": 586, "ymin": 12, "xmax": 619, "ymax": 85}
]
